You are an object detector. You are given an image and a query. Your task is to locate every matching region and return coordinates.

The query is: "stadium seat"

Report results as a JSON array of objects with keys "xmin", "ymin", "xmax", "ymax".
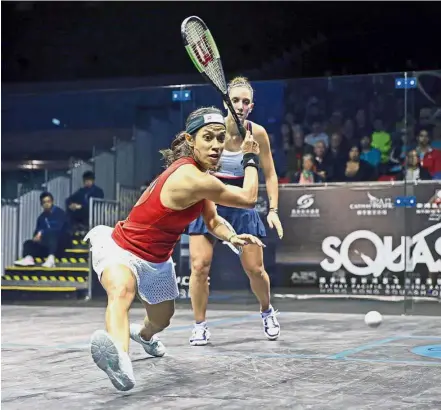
[{"xmin": 378, "ymin": 175, "xmax": 397, "ymax": 182}]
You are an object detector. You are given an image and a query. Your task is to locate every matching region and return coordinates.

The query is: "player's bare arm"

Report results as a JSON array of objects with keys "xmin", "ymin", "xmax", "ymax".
[
  {"xmin": 160, "ymin": 162, "xmax": 258, "ymax": 210},
  {"xmin": 201, "ymin": 199, "xmax": 265, "ymax": 248},
  {"xmin": 252, "ymin": 123, "xmax": 284, "ymax": 239},
  {"xmin": 190, "ymin": 131, "xmax": 260, "ymax": 208},
  {"xmin": 252, "ymin": 124, "xmax": 278, "ymax": 207}
]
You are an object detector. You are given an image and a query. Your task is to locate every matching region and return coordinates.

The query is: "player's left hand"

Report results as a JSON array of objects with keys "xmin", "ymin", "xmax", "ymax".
[
  {"xmin": 230, "ymin": 233, "xmax": 265, "ymax": 248},
  {"xmin": 267, "ymin": 210, "xmax": 284, "ymax": 239}
]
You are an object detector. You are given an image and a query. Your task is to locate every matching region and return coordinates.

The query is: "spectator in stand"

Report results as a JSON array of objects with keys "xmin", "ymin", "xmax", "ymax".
[
  {"xmin": 313, "ymin": 141, "xmax": 334, "ymax": 181},
  {"xmin": 285, "ymin": 128, "xmax": 313, "ymax": 179},
  {"xmin": 303, "ymin": 98, "xmax": 322, "ymax": 131},
  {"xmin": 342, "ymin": 118, "xmax": 356, "ymax": 144},
  {"xmin": 281, "ymin": 123, "xmax": 292, "ymax": 153},
  {"xmin": 65, "ymin": 171, "xmax": 104, "ymax": 231},
  {"xmin": 336, "ymin": 144, "xmax": 375, "ymax": 182},
  {"xmin": 415, "ymin": 128, "xmax": 441, "ymax": 177},
  {"xmin": 388, "ymin": 125, "xmax": 416, "ymax": 174},
  {"xmin": 360, "ymin": 134, "xmax": 381, "ymax": 168},
  {"xmin": 326, "ymin": 110, "xmax": 343, "ymax": 136},
  {"xmin": 14, "ymin": 192, "xmax": 71, "ymax": 268},
  {"xmin": 304, "ymin": 119, "xmax": 329, "ymax": 147},
  {"xmin": 371, "ymin": 118, "xmax": 392, "ymax": 164},
  {"xmin": 328, "ymin": 132, "xmax": 348, "ymax": 176},
  {"xmin": 290, "ymin": 154, "xmax": 324, "ymax": 184},
  {"xmin": 267, "ymin": 132, "xmax": 287, "ymax": 178},
  {"xmin": 396, "ymin": 149, "xmax": 432, "ymax": 182},
  {"xmin": 354, "ymin": 109, "xmax": 371, "ymax": 140},
  {"xmin": 284, "ymin": 112, "xmax": 296, "ymax": 128}
]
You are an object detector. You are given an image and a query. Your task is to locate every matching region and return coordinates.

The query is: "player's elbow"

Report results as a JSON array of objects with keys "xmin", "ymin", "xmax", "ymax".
[
  {"xmin": 242, "ymin": 195, "xmax": 257, "ymax": 209},
  {"xmin": 244, "ymin": 201, "xmax": 257, "ymax": 209}
]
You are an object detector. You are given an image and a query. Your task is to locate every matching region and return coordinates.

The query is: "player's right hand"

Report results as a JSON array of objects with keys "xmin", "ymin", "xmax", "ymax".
[
  {"xmin": 230, "ymin": 233, "xmax": 265, "ymax": 248},
  {"xmin": 241, "ymin": 130, "xmax": 260, "ymax": 156}
]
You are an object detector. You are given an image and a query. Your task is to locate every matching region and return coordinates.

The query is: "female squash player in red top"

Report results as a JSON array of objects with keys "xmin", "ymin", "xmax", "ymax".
[{"xmin": 85, "ymin": 106, "xmax": 263, "ymax": 391}]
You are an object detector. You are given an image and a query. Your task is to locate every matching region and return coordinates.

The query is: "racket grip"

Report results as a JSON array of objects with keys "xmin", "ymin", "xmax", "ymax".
[
  {"xmin": 239, "ymin": 123, "xmax": 247, "ymax": 138},
  {"xmin": 222, "ymin": 240, "xmax": 243, "ymax": 256}
]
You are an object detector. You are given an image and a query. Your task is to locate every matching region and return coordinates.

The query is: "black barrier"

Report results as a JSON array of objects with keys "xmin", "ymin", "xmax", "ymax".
[{"xmin": 176, "ymin": 181, "xmax": 441, "ymax": 299}]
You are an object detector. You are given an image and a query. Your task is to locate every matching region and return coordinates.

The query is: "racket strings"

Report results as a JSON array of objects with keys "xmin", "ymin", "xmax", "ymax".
[{"xmin": 186, "ymin": 21, "xmax": 227, "ymax": 94}]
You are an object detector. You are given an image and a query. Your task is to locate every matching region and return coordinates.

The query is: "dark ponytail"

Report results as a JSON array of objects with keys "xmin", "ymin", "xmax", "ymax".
[{"xmin": 159, "ymin": 132, "xmax": 193, "ymax": 168}]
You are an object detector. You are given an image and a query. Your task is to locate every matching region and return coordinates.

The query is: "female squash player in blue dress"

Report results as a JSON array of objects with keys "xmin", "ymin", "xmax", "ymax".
[{"xmin": 187, "ymin": 76, "xmax": 284, "ymax": 345}]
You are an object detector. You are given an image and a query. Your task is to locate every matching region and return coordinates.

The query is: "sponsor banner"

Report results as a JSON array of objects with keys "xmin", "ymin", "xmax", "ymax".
[
  {"xmin": 416, "ymin": 188, "xmax": 441, "ymax": 222},
  {"xmin": 174, "ymin": 182, "xmax": 440, "ymax": 298},
  {"xmin": 259, "ymin": 182, "xmax": 441, "ymax": 298}
]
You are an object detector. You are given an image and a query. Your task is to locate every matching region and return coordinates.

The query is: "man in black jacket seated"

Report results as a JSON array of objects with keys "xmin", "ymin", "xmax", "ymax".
[
  {"xmin": 14, "ymin": 192, "xmax": 71, "ymax": 268},
  {"xmin": 65, "ymin": 171, "xmax": 104, "ymax": 231}
]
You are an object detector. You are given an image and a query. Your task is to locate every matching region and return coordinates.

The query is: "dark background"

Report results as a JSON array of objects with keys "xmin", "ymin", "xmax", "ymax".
[{"xmin": 2, "ymin": 1, "xmax": 440, "ymax": 84}]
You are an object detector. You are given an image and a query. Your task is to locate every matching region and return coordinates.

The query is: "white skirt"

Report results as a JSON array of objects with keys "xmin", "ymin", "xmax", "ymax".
[{"xmin": 84, "ymin": 225, "xmax": 179, "ymax": 304}]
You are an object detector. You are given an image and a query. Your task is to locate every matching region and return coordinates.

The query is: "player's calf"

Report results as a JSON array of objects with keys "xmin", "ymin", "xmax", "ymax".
[
  {"xmin": 243, "ymin": 264, "xmax": 280, "ymax": 340},
  {"xmin": 130, "ymin": 323, "xmax": 166, "ymax": 357}
]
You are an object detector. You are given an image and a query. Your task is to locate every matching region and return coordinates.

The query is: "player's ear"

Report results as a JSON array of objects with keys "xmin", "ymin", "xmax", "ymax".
[
  {"xmin": 249, "ymin": 102, "xmax": 254, "ymax": 114},
  {"xmin": 184, "ymin": 132, "xmax": 194, "ymax": 147}
]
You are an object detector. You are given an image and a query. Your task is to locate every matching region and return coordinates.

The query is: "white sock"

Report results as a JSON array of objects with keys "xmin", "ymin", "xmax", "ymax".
[{"xmin": 261, "ymin": 306, "xmax": 273, "ymax": 317}]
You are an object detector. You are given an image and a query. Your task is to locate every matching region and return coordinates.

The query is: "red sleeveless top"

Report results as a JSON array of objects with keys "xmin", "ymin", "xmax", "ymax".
[{"xmin": 112, "ymin": 157, "xmax": 205, "ymax": 263}]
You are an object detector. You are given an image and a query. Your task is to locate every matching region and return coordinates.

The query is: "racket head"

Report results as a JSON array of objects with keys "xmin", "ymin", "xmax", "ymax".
[
  {"xmin": 181, "ymin": 16, "xmax": 227, "ymax": 95},
  {"xmin": 181, "ymin": 16, "xmax": 246, "ymax": 138}
]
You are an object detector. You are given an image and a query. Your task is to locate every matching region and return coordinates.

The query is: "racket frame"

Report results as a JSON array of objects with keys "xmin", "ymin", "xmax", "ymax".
[{"xmin": 181, "ymin": 16, "xmax": 245, "ymax": 137}]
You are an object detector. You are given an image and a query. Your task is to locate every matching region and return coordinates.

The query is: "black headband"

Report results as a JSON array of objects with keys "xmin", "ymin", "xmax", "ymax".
[{"xmin": 186, "ymin": 112, "xmax": 225, "ymax": 135}]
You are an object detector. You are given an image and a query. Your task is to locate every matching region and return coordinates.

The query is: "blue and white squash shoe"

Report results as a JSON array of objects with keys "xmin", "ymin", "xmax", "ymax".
[
  {"xmin": 261, "ymin": 306, "xmax": 280, "ymax": 340},
  {"xmin": 189, "ymin": 322, "xmax": 211, "ymax": 346}
]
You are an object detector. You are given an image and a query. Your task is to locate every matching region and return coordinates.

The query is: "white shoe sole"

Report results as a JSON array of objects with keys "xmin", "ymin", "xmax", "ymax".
[
  {"xmin": 265, "ymin": 331, "xmax": 280, "ymax": 341},
  {"xmin": 90, "ymin": 330, "xmax": 135, "ymax": 391},
  {"xmin": 14, "ymin": 261, "xmax": 35, "ymax": 266},
  {"xmin": 189, "ymin": 339, "xmax": 209, "ymax": 346}
]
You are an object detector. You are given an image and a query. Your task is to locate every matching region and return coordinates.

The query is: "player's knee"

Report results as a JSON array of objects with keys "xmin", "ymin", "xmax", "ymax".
[
  {"xmin": 106, "ymin": 282, "xmax": 135, "ymax": 304},
  {"xmin": 190, "ymin": 257, "xmax": 211, "ymax": 278},
  {"xmin": 149, "ymin": 310, "xmax": 174, "ymax": 331},
  {"xmin": 244, "ymin": 264, "xmax": 265, "ymax": 279}
]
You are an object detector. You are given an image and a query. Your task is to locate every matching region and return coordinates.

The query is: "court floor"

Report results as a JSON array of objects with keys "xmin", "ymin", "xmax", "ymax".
[{"xmin": 1, "ymin": 305, "xmax": 441, "ymax": 409}]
